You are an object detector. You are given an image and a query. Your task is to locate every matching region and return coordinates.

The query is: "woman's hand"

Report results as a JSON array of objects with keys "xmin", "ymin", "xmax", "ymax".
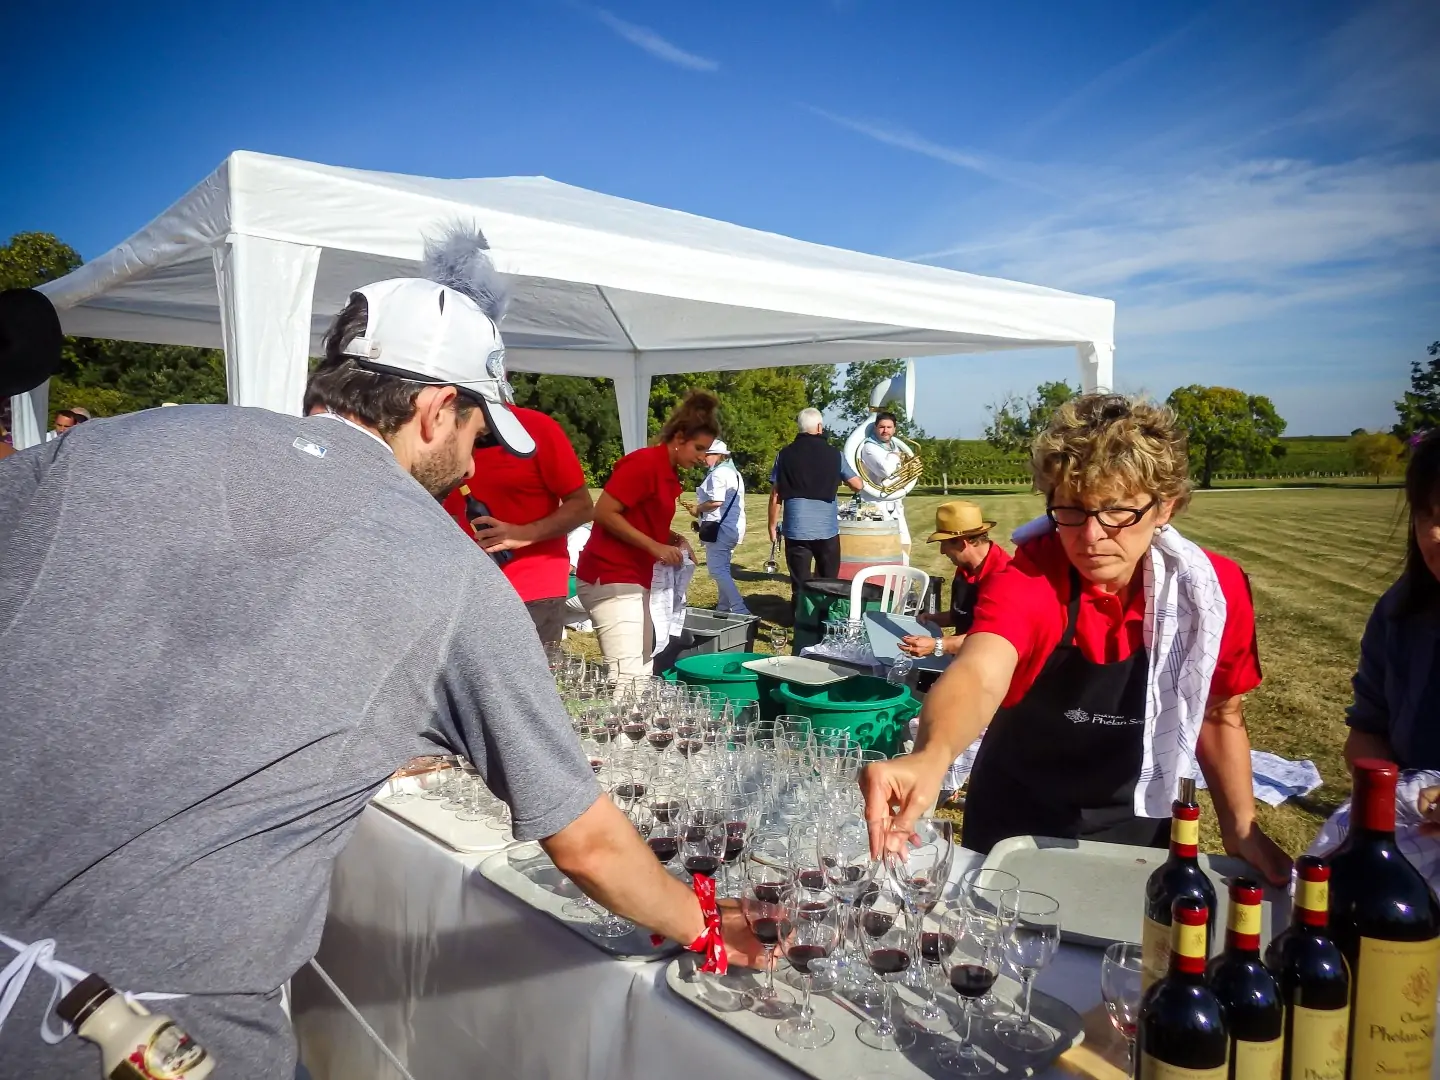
[
  {"xmin": 1418, "ymin": 786, "xmax": 1440, "ymax": 837},
  {"xmin": 899, "ymin": 634, "xmax": 937, "ymax": 657},
  {"xmin": 859, "ymin": 750, "xmax": 949, "ymax": 857},
  {"xmin": 652, "ymin": 543, "xmax": 684, "ymax": 567}
]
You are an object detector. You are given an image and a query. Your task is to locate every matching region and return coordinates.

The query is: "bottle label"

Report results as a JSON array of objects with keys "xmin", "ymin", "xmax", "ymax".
[
  {"xmin": 1295, "ymin": 877, "xmax": 1328, "ymax": 916},
  {"xmin": 108, "ymin": 1023, "xmax": 210, "ymax": 1080},
  {"xmin": 1231, "ymin": 1036, "xmax": 1281, "ymax": 1080},
  {"xmin": 1350, "ymin": 935, "xmax": 1440, "ymax": 1079},
  {"xmin": 1141, "ymin": 915, "xmax": 1171, "ymax": 990},
  {"xmin": 1139, "ymin": 1052, "xmax": 1226, "ymax": 1079},
  {"xmin": 1170, "ymin": 817, "xmax": 1199, "ymax": 849},
  {"xmin": 1172, "ymin": 921, "xmax": 1206, "ymax": 961},
  {"xmin": 1228, "ymin": 899, "xmax": 1262, "ymax": 938},
  {"xmin": 1290, "ymin": 1005, "xmax": 1349, "ymax": 1080}
]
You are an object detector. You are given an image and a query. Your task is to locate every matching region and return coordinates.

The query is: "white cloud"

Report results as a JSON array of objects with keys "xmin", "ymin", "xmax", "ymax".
[{"xmin": 591, "ymin": 8, "xmax": 719, "ymax": 72}]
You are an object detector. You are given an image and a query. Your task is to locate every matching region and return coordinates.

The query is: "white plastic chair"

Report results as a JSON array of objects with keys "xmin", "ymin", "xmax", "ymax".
[{"xmin": 849, "ymin": 564, "xmax": 931, "ymax": 618}]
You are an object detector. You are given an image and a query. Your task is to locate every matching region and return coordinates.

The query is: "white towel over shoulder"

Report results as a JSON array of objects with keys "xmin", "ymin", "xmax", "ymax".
[{"xmin": 1009, "ymin": 517, "xmax": 1226, "ymax": 817}]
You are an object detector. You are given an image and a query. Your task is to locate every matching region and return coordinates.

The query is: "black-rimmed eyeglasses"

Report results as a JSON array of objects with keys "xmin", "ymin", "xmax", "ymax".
[{"xmin": 1046, "ymin": 500, "xmax": 1157, "ymax": 529}]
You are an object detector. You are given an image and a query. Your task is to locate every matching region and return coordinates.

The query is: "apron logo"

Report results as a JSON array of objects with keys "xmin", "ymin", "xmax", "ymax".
[
  {"xmin": 1064, "ymin": 708, "xmax": 1089, "ymax": 724},
  {"xmin": 1065, "ymin": 708, "xmax": 1141, "ymax": 727}
]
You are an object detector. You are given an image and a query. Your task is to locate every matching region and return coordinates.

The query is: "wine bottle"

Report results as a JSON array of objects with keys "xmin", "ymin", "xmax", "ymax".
[
  {"xmin": 1265, "ymin": 855, "xmax": 1349, "ymax": 1080},
  {"xmin": 1327, "ymin": 759, "xmax": 1440, "ymax": 1080},
  {"xmin": 1142, "ymin": 777, "xmax": 1217, "ymax": 991},
  {"xmin": 1205, "ymin": 877, "xmax": 1282, "ymax": 1080},
  {"xmin": 1137, "ymin": 896, "xmax": 1228, "ymax": 1079}
]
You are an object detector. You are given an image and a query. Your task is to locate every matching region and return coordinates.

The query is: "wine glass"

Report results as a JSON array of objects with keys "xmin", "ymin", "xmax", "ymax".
[
  {"xmin": 817, "ymin": 814, "xmax": 882, "ymax": 1002},
  {"xmin": 887, "ymin": 817, "xmax": 955, "ymax": 991},
  {"xmin": 680, "ymin": 803, "xmax": 726, "ymax": 882},
  {"xmin": 740, "ymin": 877, "xmax": 796, "ymax": 1019},
  {"xmin": 909, "ymin": 901, "xmax": 960, "ymax": 1034},
  {"xmin": 775, "ymin": 887, "xmax": 841, "ymax": 1050},
  {"xmin": 855, "ymin": 886, "xmax": 916, "ymax": 1051},
  {"xmin": 994, "ymin": 891, "xmax": 1062, "ymax": 1051},
  {"xmin": 382, "ymin": 770, "xmax": 416, "ymax": 803},
  {"xmin": 960, "ymin": 867, "xmax": 1021, "ymax": 1019},
  {"xmin": 939, "ymin": 906, "xmax": 1003, "ymax": 1075},
  {"xmin": 768, "ymin": 624, "xmax": 790, "ymax": 655},
  {"xmin": 1101, "ymin": 942, "xmax": 1144, "ymax": 1077}
]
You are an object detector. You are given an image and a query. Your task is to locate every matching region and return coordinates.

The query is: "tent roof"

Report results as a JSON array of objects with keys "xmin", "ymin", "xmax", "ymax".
[{"xmin": 38, "ymin": 151, "xmax": 1114, "ymax": 379}]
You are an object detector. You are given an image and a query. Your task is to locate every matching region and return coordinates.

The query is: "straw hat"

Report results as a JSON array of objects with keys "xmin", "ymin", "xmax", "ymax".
[{"xmin": 926, "ymin": 500, "xmax": 995, "ymax": 543}]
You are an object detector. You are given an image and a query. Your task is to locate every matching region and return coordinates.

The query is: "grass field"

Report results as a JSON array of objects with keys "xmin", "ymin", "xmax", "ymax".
[{"xmin": 618, "ymin": 486, "xmax": 1411, "ymax": 856}]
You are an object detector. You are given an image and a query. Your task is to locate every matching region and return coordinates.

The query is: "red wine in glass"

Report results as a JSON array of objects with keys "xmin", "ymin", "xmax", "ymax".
[
  {"xmin": 723, "ymin": 838, "xmax": 745, "ymax": 863},
  {"xmin": 753, "ymin": 918, "xmax": 794, "ymax": 947},
  {"xmin": 684, "ymin": 855, "xmax": 720, "ymax": 877},
  {"xmin": 786, "ymin": 943, "xmax": 832, "ymax": 974},
  {"xmin": 648, "ymin": 837, "xmax": 679, "ymax": 864},
  {"xmin": 870, "ymin": 947, "xmax": 911, "ymax": 976},
  {"xmin": 587, "ymin": 758, "xmax": 603, "ymax": 774},
  {"xmin": 950, "ymin": 964, "xmax": 998, "ymax": 998},
  {"xmin": 798, "ymin": 900, "xmax": 832, "ymax": 922},
  {"xmin": 647, "ymin": 731, "xmax": 674, "ymax": 752},
  {"xmin": 615, "ymin": 782, "xmax": 647, "ymax": 801},
  {"xmin": 677, "ymin": 739, "xmax": 703, "ymax": 758},
  {"xmin": 650, "ymin": 799, "xmax": 681, "ymax": 823},
  {"xmin": 798, "ymin": 869, "xmax": 826, "ymax": 890},
  {"xmin": 755, "ymin": 882, "xmax": 787, "ymax": 904},
  {"xmin": 921, "ymin": 932, "xmax": 956, "ymax": 964},
  {"xmin": 863, "ymin": 910, "xmax": 896, "ymax": 938},
  {"xmin": 623, "ymin": 722, "xmax": 647, "ymax": 743}
]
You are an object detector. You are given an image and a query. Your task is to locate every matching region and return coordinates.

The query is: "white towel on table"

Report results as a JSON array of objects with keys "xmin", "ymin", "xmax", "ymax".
[
  {"xmin": 649, "ymin": 553, "xmax": 696, "ymax": 659},
  {"xmin": 1010, "ymin": 517, "xmax": 1226, "ymax": 818}
]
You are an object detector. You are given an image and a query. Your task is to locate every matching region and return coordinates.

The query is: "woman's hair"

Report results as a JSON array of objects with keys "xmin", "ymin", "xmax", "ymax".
[
  {"xmin": 1398, "ymin": 429, "xmax": 1440, "ymax": 616},
  {"xmin": 659, "ymin": 390, "xmax": 721, "ymax": 444},
  {"xmin": 1031, "ymin": 392, "xmax": 1191, "ymax": 511}
]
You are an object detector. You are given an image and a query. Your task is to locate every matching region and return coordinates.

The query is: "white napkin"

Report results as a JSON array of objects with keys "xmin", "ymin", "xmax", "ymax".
[
  {"xmin": 1197, "ymin": 750, "xmax": 1323, "ymax": 807},
  {"xmin": 649, "ymin": 553, "xmax": 696, "ymax": 659}
]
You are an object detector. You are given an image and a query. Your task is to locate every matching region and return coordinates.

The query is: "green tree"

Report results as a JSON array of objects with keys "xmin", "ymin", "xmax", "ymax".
[
  {"xmin": 1166, "ymin": 385, "xmax": 1287, "ymax": 488},
  {"xmin": 833, "ymin": 359, "xmax": 919, "ymax": 430},
  {"xmin": 1393, "ymin": 341, "xmax": 1440, "ymax": 438},
  {"xmin": 507, "ymin": 373, "xmax": 623, "ymax": 486},
  {"xmin": 1349, "ymin": 431, "xmax": 1405, "ymax": 483},
  {"xmin": 0, "ymin": 231, "xmax": 81, "ymax": 290},
  {"xmin": 984, "ymin": 380, "xmax": 1078, "ymax": 453},
  {"xmin": 920, "ymin": 438, "xmax": 968, "ymax": 494}
]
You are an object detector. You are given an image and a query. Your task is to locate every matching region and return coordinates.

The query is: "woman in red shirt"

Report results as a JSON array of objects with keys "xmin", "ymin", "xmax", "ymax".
[
  {"xmin": 576, "ymin": 392, "xmax": 719, "ymax": 679},
  {"xmin": 863, "ymin": 393, "xmax": 1291, "ymax": 888}
]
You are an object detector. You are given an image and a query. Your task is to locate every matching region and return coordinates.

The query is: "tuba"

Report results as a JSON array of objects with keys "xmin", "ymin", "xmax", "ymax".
[{"xmin": 842, "ymin": 359, "xmax": 922, "ymax": 502}]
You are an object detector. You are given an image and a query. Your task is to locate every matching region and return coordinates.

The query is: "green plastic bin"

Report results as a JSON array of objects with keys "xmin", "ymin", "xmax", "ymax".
[
  {"xmin": 793, "ymin": 578, "xmax": 885, "ymax": 653},
  {"xmin": 770, "ymin": 676, "xmax": 914, "ymax": 756},
  {"xmin": 672, "ymin": 651, "xmax": 768, "ymax": 707}
]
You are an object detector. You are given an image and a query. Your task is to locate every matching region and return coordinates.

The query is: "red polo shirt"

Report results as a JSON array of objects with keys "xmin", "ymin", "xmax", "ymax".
[
  {"xmin": 441, "ymin": 407, "xmax": 585, "ymax": 603},
  {"xmin": 971, "ymin": 530, "xmax": 1262, "ymax": 708},
  {"xmin": 959, "ymin": 541, "xmax": 1012, "ymax": 587},
  {"xmin": 576, "ymin": 444, "xmax": 682, "ymax": 588}
]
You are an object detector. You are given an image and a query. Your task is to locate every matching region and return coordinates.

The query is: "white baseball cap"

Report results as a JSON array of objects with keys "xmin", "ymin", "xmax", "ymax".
[
  {"xmin": 340, "ymin": 276, "xmax": 534, "ymax": 458},
  {"xmin": 707, "ymin": 440, "xmax": 730, "ymax": 456}
]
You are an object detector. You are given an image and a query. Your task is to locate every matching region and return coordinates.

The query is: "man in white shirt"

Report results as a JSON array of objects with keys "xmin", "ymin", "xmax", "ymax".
[
  {"xmin": 694, "ymin": 440, "xmax": 750, "ymax": 615},
  {"xmin": 857, "ymin": 411, "xmax": 911, "ymax": 557}
]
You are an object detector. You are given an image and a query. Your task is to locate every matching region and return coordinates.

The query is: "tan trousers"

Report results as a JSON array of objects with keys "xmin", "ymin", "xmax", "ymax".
[{"xmin": 576, "ymin": 581, "xmax": 654, "ymax": 680}]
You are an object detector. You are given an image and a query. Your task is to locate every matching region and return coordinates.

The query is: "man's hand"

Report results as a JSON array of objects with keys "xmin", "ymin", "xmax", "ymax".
[
  {"xmin": 471, "ymin": 516, "xmax": 533, "ymax": 553},
  {"xmin": 768, "ymin": 524, "xmax": 778, "ymax": 544},
  {"xmin": 899, "ymin": 634, "xmax": 937, "ymax": 657},
  {"xmin": 1418, "ymin": 786, "xmax": 1440, "ymax": 837},
  {"xmin": 717, "ymin": 899, "xmax": 765, "ymax": 968},
  {"xmin": 859, "ymin": 751, "xmax": 948, "ymax": 857},
  {"xmin": 652, "ymin": 543, "xmax": 684, "ymax": 567},
  {"xmin": 1226, "ymin": 824, "xmax": 1293, "ymax": 887}
]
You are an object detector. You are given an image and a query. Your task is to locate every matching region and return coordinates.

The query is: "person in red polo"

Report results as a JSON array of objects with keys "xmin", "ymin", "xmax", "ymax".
[
  {"xmin": 863, "ymin": 393, "xmax": 1291, "ymax": 890},
  {"xmin": 900, "ymin": 500, "xmax": 1012, "ymax": 660},
  {"xmin": 442, "ymin": 406, "xmax": 593, "ymax": 646}
]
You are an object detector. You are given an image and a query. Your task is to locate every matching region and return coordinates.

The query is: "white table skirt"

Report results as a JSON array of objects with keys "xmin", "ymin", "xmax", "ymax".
[{"xmin": 293, "ymin": 806, "xmax": 1106, "ymax": 1080}]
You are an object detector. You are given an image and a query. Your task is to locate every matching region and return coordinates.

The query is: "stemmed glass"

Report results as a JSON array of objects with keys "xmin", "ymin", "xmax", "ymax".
[
  {"xmin": 855, "ymin": 884, "xmax": 916, "ymax": 1051},
  {"xmin": 960, "ymin": 868, "xmax": 1020, "ymax": 1019},
  {"xmin": 382, "ymin": 770, "xmax": 416, "ymax": 803},
  {"xmin": 817, "ymin": 814, "xmax": 881, "ymax": 1004},
  {"xmin": 680, "ymin": 802, "xmax": 726, "ymax": 882},
  {"xmin": 1101, "ymin": 942, "xmax": 1144, "ymax": 1077},
  {"xmin": 718, "ymin": 781, "xmax": 762, "ymax": 893},
  {"xmin": 913, "ymin": 902, "xmax": 960, "ymax": 1034},
  {"xmin": 740, "ymin": 873, "xmax": 796, "ymax": 1019},
  {"xmin": 939, "ymin": 906, "xmax": 1004, "ymax": 1075},
  {"xmin": 768, "ymin": 624, "xmax": 790, "ymax": 655},
  {"xmin": 887, "ymin": 817, "xmax": 955, "ymax": 993},
  {"xmin": 775, "ymin": 887, "xmax": 841, "ymax": 1050},
  {"xmin": 994, "ymin": 891, "xmax": 1062, "ymax": 1051}
]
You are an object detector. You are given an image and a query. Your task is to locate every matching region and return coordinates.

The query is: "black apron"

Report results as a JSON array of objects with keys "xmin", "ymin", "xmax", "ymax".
[
  {"xmin": 951, "ymin": 571, "xmax": 979, "ymax": 634},
  {"xmin": 961, "ymin": 568, "xmax": 1167, "ymax": 854}
]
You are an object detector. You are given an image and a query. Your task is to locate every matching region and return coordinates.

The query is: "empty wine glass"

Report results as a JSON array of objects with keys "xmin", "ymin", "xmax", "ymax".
[
  {"xmin": 855, "ymin": 888, "xmax": 916, "ymax": 1051},
  {"xmin": 775, "ymin": 887, "xmax": 840, "ymax": 1050},
  {"xmin": 940, "ymin": 906, "xmax": 1003, "ymax": 1075},
  {"xmin": 995, "ymin": 891, "xmax": 1062, "ymax": 1052},
  {"xmin": 768, "ymin": 624, "xmax": 790, "ymax": 655},
  {"xmin": 1101, "ymin": 942, "xmax": 1144, "ymax": 1077},
  {"xmin": 740, "ymin": 878, "xmax": 796, "ymax": 1019}
]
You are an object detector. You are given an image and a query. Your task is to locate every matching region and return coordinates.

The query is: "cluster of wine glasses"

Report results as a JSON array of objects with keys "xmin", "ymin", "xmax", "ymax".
[
  {"xmin": 818, "ymin": 617, "xmax": 870, "ymax": 661},
  {"xmin": 383, "ymin": 756, "xmax": 511, "ymax": 829}
]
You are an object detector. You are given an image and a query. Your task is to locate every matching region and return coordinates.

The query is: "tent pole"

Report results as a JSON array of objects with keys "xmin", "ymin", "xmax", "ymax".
[
  {"xmin": 9, "ymin": 384, "xmax": 50, "ymax": 450},
  {"xmin": 1075, "ymin": 341, "xmax": 1114, "ymax": 394},
  {"xmin": 613, "ymin": 366, "xmax": 652, "ymax": 455}
]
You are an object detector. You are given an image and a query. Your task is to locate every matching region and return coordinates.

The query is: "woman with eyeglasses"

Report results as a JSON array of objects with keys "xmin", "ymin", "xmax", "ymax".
[{"xmin": 862, "ymin": 393, "xmax": 1292, "ymax": 885}]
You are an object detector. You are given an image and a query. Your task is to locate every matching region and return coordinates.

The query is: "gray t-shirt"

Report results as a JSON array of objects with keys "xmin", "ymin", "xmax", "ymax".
[{"xmin": 0, "ymin": 405, "xmax": 599, "ymax": 1079}]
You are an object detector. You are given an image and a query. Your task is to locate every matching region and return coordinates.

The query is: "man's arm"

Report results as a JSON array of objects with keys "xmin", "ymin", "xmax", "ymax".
[
  {"xmin": 861, "ymin": 633, "xmax": 1016, "ymax": 849},
  {"xmin": 1195, "ymin": 695, "xmax": 1292, "ymax": 885},
  {"xmin": 473, "ymin": 486, "xmax": 594, "ymax": 553},
  {"xmin": 844, "ymin": 475, "xmax": 864, "ymax": 493},
  {"xmin": 697, "ymin": 500, "xmax": 723, "ymax": 513},
  {"xmin": 767, "ymin": 488, "xmax": 781, "ymax": 543}
]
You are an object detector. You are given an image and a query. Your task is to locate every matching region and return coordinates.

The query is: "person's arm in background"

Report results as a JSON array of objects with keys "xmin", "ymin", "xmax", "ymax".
[
  {"xmin": 839, "ymin": 451, "xmax": 864, "ymax": 493},
  {"xmin": 594, "ymin": 490, "xmax": 682, "ymax": 566},
  {"xmin": 1344, "ymin": 595, "xmax": 1396, "ymax": 769},
  {"xmin": 1195, "ymin": 696, "xmax": 1292, "ymax": 885},
  {"xmin": 767, "ymin": 455, "xmax": 783, "ymax": 543},
  {"xmin": 474, "ymin": 486, "xmax": 593, "ymax": 553}
]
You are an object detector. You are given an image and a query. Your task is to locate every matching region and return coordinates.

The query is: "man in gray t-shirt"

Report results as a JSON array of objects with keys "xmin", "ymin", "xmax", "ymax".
[{"xmin": 0, "ymin": 231, "xmax": 756, "ymax": 1078}]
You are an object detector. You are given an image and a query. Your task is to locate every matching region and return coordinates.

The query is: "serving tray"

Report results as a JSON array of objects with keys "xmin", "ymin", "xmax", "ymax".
[
  {"xmin": 665, "ymin": 953, "xmax": 1083, "ymax": 1078},
  {"xmin": 742, "ymin": 655, "xmax": 858, "ymax": 686},
  {"xmin": 478, "ymin": 842, "xmax": 683, "ymax": 961},
  {"xmin": 981, "ymin": 836, "xmax": 1290, "ymax": 950},
  {"xmin": 373, "ymin": 783, "xmax": 514, "ymax": 855}
]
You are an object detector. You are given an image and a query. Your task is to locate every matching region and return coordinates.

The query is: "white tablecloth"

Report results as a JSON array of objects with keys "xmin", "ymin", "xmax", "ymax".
[{"xmin": 293, "ymin": 807, "xmax": 1106, "ymax": 1080}]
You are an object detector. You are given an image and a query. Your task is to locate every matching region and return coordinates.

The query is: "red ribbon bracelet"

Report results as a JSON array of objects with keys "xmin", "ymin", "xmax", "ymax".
[{"xmin": 651, "ymin": 873, "xmax": 728, "ymax": 974}]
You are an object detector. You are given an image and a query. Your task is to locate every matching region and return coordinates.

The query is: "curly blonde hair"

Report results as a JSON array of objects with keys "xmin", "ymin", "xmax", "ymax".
[{"xmin": 1031, "ymin": 393, "xmax": 1191, "ymax": 512}]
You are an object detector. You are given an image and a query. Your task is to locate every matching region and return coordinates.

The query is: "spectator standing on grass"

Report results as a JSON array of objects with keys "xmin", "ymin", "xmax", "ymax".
[
  {"xmin": 1345, "ymin": 429, "xmax": 1440, "ymax": 772},
  {"xmin": 767, "ymin": 407, "xmax": 864, "ymax": 607},
  {"xmin": 693, "ymin": 439, "xmax": 751, "ymax": 616},
  {"xmin": 439, "ymin": 406, "xmax": 593, "ymax": 648},
  {"xmin": 576, "ymin": 392, "xmax": 717, "ymax": 680}
]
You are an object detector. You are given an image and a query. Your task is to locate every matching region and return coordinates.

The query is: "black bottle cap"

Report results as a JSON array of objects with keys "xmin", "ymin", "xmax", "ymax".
[{"xmin": 55, "ymin": 973, "xmax": 116, "ymax": 1029}]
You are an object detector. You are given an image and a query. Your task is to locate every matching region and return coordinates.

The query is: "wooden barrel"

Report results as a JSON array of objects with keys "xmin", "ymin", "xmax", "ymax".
[{"xmin": 837, "ymin": 519, "xmax": 904, "ymax": 580}]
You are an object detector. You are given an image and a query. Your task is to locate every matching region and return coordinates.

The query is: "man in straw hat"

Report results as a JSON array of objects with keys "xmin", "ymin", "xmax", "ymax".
[{"xmin": 900, "ymin": 500, "xmax": 1010, "ymax": 660}]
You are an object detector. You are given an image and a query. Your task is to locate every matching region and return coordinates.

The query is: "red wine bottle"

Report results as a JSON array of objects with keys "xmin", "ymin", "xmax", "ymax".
[
  {"xmin": 1137, "ymin": 897, "xmax": 1228, "ymax": 1079},
  {"xmin": 1327, "ymin": 760, "xmax": 1440, "ymax": 1079},
  {"xmin": 1143, "ymin": 778, "xmax": 1217, "ymax": 991},
  {"xmin": 1205, "ymin": 878, "xmax": 1282, "ymax": 1080},
  {"xmin": 1265, "ymin": 856, "xmax": 1349, "ymax": 1080}
]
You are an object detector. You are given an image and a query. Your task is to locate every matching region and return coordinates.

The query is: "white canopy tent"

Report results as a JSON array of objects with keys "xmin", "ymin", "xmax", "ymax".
[{"xmin": 14, "ymin": 151, "xmax": 1115, "ymax": 450}]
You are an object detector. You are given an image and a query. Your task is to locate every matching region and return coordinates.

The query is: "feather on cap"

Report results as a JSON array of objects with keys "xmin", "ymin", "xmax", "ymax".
[{"xmin": 421, "ymin": 222, "xmax": 508, "ymax": 324}]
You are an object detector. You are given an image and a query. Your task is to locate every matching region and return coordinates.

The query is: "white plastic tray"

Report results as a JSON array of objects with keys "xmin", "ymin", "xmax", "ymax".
[
  {"xmin": 981, "ymin": 836, "xmax": 1291, "ymax": 950},
  {"xmin": 665, "ymin": 953, "xmax": 1083, "ymax": 1078},
  {"xmin": 742, "ymin": 655, "xmax": 858, "ymax": 687},
  {"xmin": 372, "ymin": 780, "xmax": 514, "ymax": 855}
]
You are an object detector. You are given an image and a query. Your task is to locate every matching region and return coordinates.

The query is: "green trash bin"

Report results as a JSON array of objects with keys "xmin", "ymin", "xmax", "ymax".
[
  {"xmin": 793, "ymin": 578, "xmax": 885, "ymax": 653},
  {"xmin": 770, "ymin": 676, "xmax": 912, "ymax": 756},
  {"xmin": 673, "ymin": 651, "xmax": 768, "ymax": 708}
]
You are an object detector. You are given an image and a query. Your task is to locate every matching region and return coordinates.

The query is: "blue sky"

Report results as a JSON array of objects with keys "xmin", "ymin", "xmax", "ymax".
[{"xmin": 2, "ymin": 0, "xmax": 1436, "ymax": 436}]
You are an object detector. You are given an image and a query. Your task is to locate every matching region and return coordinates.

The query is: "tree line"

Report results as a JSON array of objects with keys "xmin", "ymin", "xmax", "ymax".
[{"xmin": 4, "ymin": 231, "xmax": 1435, "ymax": 488}]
